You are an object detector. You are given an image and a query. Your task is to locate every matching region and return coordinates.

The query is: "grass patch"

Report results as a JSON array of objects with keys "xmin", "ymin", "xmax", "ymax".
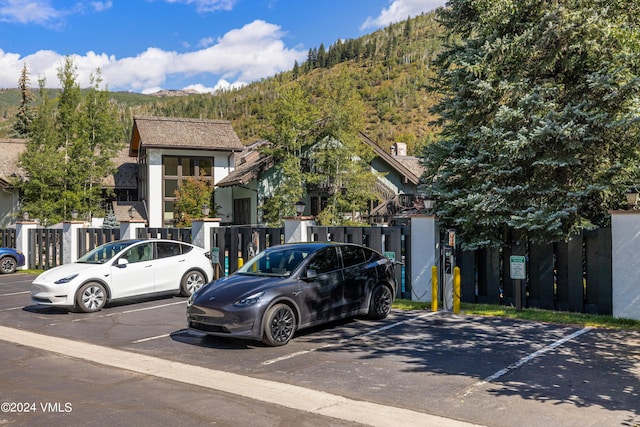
[
  {"xmin": 392, "ymin": 299, "xmax": 640, "ymax": 330},
  {"xmin": 17, "ymin": 270, "xmax": 45, "ymax": 276}
]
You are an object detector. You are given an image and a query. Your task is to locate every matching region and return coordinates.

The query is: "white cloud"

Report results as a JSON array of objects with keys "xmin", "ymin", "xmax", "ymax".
[
  {"xmin": 162, "ymin": 0, "xmax": 237, "ymax": 13},
  {"xmin": 90, "ymin": 1, "xmax": 112, "ymax": 12},
  {"xmin": 0, "ymin": 19, "xmax": 306, "ymax": 93},
  {"xmin": 360, "ymin": 0, "xmax": 446, "ymax": 30},
  {"xmin": 0, "ymin": 0, "xmax": 63, "ymax": 25},
  {"xmin": 197, "ymin": 37, "xmax": 215, "ymax": 48}
]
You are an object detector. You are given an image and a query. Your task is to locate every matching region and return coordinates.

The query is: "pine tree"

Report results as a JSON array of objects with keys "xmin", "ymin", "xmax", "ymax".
[
  {"xmin": 12, "ymin": 63, "xmax": 34, "ymax": 138},
  {"xmin": 422, "ymin": 0, "xmax": 640, "ymax": 248}
]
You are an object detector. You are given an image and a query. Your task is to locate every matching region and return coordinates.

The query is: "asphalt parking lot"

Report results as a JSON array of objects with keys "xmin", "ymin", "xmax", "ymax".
[{"xmin": 1, "ymin": 273, "xmax": 639, "ymax": 427}]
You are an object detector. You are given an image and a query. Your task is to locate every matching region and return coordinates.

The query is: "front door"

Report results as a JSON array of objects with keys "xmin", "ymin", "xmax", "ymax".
[
  {"xmin": 110, "ymin": 242, "xmax": 155, "ymax": 299},
  {"xmin": 233, "ymin": 198, "xmax": 251, "ymax": 225}
]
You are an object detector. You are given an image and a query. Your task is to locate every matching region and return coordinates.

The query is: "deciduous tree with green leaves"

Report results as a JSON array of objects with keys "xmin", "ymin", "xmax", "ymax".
[
  {"xmin": 422, "ymin": 0, "xmax": 640, "ymax": 249},
  {"xmin": 173, "ymin": 173, "xmax": 215, "ymax": 227},
  {"xmin": 17, "ymin": 57, "xmax": 125, "ymax": 224}
]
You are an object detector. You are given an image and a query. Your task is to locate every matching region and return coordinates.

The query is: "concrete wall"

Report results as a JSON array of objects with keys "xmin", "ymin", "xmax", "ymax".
[{"xmin": 611, "ymin": 211, "xmax": 640, "ymax": 320}]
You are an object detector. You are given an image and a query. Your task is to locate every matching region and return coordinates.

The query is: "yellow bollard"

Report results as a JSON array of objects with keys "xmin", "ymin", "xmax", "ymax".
[
  {"xmin": 238, "ymin": 257, "xmax": 244, "ymax": 268},
  {"xmin": 453, "ymin": 266, "xmax": 461, "ymax": 314},
  {"xmin": 431, "ymin": 266, "xmax": 438, "ymax": 312}
]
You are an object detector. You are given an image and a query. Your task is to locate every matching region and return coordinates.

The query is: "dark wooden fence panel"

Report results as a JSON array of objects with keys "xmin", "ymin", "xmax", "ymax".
[
  {"xmin": 138, "ymin": 227, "xmax": 191, "ymax": 242},
  {"xmin": 28, "ymin": 228, "xmax": 62, "ymax": 270},
  {"xmin": 77, "ymin": 228, "xmax": 120, "ymax": 257},
  {"xmin": 459, "ymin": 250, "xmax": 477, "ymax": 303},
  {"xmin": 1, "ymin": 229, "xmax": 16, "ymax": 247},
  {"xmin": 584, "ymin": 228, "xmax": 612, "ymax": 315},
  {"xmin": 457, "ymin": 228, "xmax": 612, "ymax": 315},
  {"xmin": 527, "ymin": 242, "xmax": 555, "ymax": 310}
]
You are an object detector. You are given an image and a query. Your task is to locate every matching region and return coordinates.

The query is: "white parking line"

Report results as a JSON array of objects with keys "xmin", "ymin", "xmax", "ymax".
[
  {"xmin": 0, "ymin": 290, "xmax": 30, "ymax": 297},
  {"xmin": 48, "ymin": 300, "xmax": 186, "ymax": 326},
  {"xmin": 262, "ymin": 310, "xmax": 441, "ymax": 365},
  {"xmin": 0, "ymin": 306, "xmax": 26, "ymax": 312},
  {"xmin": 131, "ymin": 333, "xmax": 171, "ymax": 343},
  {"xmin": 460, "ymin": 326, "xmax": 592, "ymax": 397},
  {"xmin": 0, "ymin": 325, "xmax": 484, "ymax": 427}
]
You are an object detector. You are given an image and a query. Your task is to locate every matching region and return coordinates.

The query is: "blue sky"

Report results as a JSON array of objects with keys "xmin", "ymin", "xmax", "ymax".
[{"xmin": 0, "ymin": 0, "xmax": 446, "ymax": 94}]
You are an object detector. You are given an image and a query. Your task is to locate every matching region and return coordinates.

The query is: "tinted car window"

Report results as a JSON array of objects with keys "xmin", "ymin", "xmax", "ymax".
[
  {"xmin": 305, "ymin": 247, "xmax": 339, "ymax": 274},
  {"xmin": 341, "ymin": 245, "xmax": 367, "ymax": 267},
  {"xmin": 124, "ymin": 242, "xmax": 153, "ymax": 263},
  {"xmin": 180, "ymin": 243, "xmax": 193, "ymax": 254},
  {"xmin": 157, "ymin": 241, "xmax": 181, "ymax": 259}
]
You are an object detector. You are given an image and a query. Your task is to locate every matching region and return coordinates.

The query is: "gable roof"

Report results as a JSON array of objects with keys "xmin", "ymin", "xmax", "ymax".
[
  {"xmin": 216, "ymin": 133, "xmax": 424, "ymax": 190},
  {"xmin": 216, "ymin": 140, "xmax": 274, "ymax": 188},
  {"xmin": 129, "ymin": 116, "xmax": 245, "ymax": 157},
  {"xmin": 359, "ymin": 133, "xmax": 422, "ymax": 185}
]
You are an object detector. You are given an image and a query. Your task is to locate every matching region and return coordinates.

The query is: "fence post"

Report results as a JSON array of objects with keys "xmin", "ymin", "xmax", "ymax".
[
  {"xmin": 15, "ymin": 220, "xmax": 38, "ymax": 270},
  {"xmin": 119, "ymin": 219, "xmax": 147, "ymax": 240},
  {"xmin": 611, "ymin": 210, "xmax": 640, "ymax": 320},
  {"xmin": 284, "ymin": 216, "xmax": 316, "ymax": 243},
  {"xmin": 191, "ymin": 218, "xmax": 221, "ymax": 251},
  {"xmin": 410, "ymin": 215, "xmax": 439, "ymax": 302},
  {"xmin": 62, "ymin": 220, "xmax": 85, "ymax": 264}
]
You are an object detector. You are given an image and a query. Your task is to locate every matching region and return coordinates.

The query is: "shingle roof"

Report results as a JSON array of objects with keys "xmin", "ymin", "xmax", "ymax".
[
  {"xmin": 0, "ymin": 139, "xmax": 26, "ymax": 183},
  {"xmin": 130, "ymin": 116, "xmax": 244, "ymax": 157},
  {"xmin": 0, "ymin": 138, "xmax": 136, "ymax": 189}
]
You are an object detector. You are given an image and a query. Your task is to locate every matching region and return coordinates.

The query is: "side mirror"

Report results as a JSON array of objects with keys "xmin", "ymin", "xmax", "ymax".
[
  {"xmin": 116, "ymin": 258, "xmax": 129, "ymax": 268},
  {"xmin": 302, "ymin": 269, "xmax": 317, "ymax": 281}
]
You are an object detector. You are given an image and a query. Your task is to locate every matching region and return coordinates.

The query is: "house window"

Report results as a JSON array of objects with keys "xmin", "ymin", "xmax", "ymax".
[{"xmin": 162, "ymin": 156, "xmax": 215, "ymax": 225}]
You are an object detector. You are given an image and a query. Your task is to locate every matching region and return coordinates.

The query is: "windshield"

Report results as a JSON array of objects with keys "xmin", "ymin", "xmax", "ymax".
[
  {"xmin": 77, "ymin": 240, "xmax": 138, "ymax": 264},
  {"xmin": 238, "ymin": 247, "xmax": 310, "ymax": 277}
]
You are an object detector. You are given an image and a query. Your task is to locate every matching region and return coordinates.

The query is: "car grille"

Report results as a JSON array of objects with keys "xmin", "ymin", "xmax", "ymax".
[{"xmin": 189, "ymin": 321, "xmax": 229, "ymax": 334}]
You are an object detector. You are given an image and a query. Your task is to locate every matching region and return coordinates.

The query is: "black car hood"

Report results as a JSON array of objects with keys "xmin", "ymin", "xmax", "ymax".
[{"xmin": 194, "ymin": 273, "xmax": 291, "ymax": 306}]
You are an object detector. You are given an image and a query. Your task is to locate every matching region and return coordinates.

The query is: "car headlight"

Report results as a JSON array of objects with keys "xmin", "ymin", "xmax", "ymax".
[
  {"xmin": 233, "ymin": 291, "xmax": 265, "ymax": 307},
  {"xmin": 54, "ymin": 274, "xmax": 79, "ymax": 284}
]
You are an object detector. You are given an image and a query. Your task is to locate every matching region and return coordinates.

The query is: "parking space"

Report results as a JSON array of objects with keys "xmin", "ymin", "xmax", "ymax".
[{"xmin": 1, "ymin": 273, "xmax": 639, "ymax": 427}]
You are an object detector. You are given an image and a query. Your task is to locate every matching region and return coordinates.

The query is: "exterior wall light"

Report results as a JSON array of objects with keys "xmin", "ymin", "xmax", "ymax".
[
  {"xmin": 295, "ymin": 200, "xmax": 306, "ymax": 217},
  {"xmin": 202, "ymin": 204, "xmax": 210, "ymax": 217}
]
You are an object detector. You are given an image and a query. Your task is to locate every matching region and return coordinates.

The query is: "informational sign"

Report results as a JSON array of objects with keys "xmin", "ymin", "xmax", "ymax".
[
  {"xmin": 384, "ymin": 251, "xmax": 396, "ymax": 262},
  {"xmin": 210, "ymin": 247, "xmax": 220, "ymax": 264},
  {"xmin": 509, "ymin": 255, "xmax": 526, "ymax": 280},
  {"xmin": 448, "ymin": 229, "xmax": 456, "ymax": 247}
]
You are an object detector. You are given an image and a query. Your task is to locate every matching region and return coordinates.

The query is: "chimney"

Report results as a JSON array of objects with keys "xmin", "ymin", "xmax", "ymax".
[{"xmin": 392, "ymin": 142, "xmax": 407, "ymax": 156}]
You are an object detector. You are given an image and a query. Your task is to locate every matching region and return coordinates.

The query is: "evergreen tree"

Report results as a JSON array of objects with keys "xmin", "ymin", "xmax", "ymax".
[
  {"xmin": 422, "ymin": 0, "xmax": 640, "ymax": 248},
  {"xmin": 12, "ymin": 63, "xmax": 34, "ymax": 138}
]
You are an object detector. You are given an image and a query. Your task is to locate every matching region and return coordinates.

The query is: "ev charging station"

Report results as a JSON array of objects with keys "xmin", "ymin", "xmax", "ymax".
[{"xmin": 441, "ymin": 229, "xmax": 456, "ymax": 311}]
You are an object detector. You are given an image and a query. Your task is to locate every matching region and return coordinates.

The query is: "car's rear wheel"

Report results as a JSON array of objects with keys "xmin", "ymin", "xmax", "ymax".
[
  {"xmin": 262, "ymin": 303, "xmax": 296, "ymax": 346},
  {"xmin": 0, "ymin": 256, "xmax": 17, "ymax": 274},
  {"xmin": 180, "ymin": 270, "xmax": 206, "ymax": 296},
  {"xmin": 76, "ymin": 282, "xmax": 107, "ymax": 313},
  {"xmin": 368, "ymin": 284, "xmax": 392, "ymax": 319}
]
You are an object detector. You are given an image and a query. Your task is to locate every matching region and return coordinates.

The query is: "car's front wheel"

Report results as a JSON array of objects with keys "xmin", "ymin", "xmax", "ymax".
[
  {"xmin": 76, "ymin": 282, "xmax": 107, "ymax": 313},
  {"xmin": 368, "ymin": 284, "xmax": 392, "ymax": 319},
  {"xmin": 0, "ymin": 256, "xmax": 17, "ymax": 274},
  {"xmin": 180, "ymin": 270, "xmax": 206, "ymax": 296},
  {"xmin": 262, "ymin": 303, "xmax": 296, "ymax": 346}
]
